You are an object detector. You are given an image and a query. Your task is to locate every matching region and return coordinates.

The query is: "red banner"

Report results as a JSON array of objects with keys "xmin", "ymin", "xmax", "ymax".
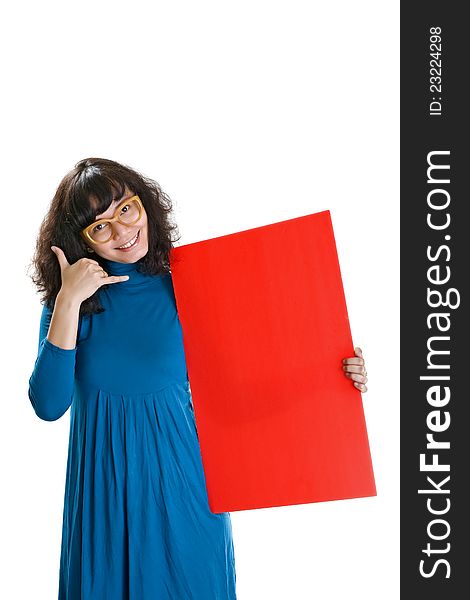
[{"xmin": 170, "ymin": 210, "xmax": 376, "ymax": 513}]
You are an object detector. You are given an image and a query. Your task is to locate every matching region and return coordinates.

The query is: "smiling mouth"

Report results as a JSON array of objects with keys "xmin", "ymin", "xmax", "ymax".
[{"xmin": 115, "ymin": 230, "xmax": 140, "ymax": 249}]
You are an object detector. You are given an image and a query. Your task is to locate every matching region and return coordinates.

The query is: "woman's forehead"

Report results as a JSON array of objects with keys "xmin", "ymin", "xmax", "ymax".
[{"xmin": 95, "ymin": 199, "xmax": 118, "ymax": 220}]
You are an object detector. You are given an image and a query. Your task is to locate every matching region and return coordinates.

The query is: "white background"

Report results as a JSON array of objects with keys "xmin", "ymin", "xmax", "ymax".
[{"xmin": 0, "ymin": 1, "xmax": 399, "ymax": 598}]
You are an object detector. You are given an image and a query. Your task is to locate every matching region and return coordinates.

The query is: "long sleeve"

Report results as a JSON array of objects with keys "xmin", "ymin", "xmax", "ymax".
[{"xmin": 28, "ymin": 302, "xmax": 77, "ymax": 421}]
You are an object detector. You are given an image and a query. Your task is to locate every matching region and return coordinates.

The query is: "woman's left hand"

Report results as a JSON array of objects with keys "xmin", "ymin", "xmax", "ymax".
[{"xmin": 342, "ymin": 347, "xmax": 368, "ymax": 393}]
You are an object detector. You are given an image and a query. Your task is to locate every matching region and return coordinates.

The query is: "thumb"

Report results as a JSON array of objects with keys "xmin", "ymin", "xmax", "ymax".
[{"xmin": 51, "ymin": 246, "xmax": 70, "ymax": 269}]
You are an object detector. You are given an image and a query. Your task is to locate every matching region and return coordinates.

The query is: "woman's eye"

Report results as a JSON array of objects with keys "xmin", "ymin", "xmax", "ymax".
[
  {"xmin": 120, "ymin": 204, "xmax": 130, "ymax": 214},
  {"xmin": 92, "ymin": 222, "xmax": 108, "ymax": 233}
]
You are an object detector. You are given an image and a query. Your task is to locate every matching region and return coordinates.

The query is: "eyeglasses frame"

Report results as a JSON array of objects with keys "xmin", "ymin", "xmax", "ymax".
[{"xmin": 80, "ymin": 195, "xmax": 145, "ymax": 245}]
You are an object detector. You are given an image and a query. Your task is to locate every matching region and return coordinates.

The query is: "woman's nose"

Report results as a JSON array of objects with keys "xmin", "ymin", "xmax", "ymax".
[{"xmin": 112, "ymin": 221, "xmax": 134, "ymax": 241}]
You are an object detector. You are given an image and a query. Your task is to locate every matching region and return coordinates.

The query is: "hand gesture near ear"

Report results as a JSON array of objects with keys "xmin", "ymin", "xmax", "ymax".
[
  {"xmin": 50, "ymin": 246, "xmax": 129, "ymax": 305},
  {"xmin": 342, "ymin": 347, "xmax": 368, "ymax": 393}
]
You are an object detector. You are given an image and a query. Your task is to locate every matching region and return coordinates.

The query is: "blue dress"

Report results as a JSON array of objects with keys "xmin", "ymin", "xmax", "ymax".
[{"xmin": 28, "ymin": 257, "xmax": 237, "ymax": 599}]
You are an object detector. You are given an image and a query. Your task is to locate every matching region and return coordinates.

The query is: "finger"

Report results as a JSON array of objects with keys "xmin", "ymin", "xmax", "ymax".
[
  {"xmin": 51, "ymin": 246, "xmax": 70, "ymax": 269},
  {"xmin": 83, "ymin": 257, "xmax": 100, "ymax": 266},
  {"xmin": 342, "ymin": 357, "xmax": 364, "ymax": 366},
  {"xmin": 343, "ymin": 364, "xmax": 366, "ymax": 375},
  {"xmin": 354, "ymin": 381, "xmax": 367, "ymax": 393},
  {"xmin": 354, "ymin": 347, "xmax": 363, "ymax": 358},
  {"xmin": 346, "ymin": 372, "xmax": 368, "ymax": 384},
  {"xmin": 101, "ymin": 275, "xmax": 130, "ymax": 285}
]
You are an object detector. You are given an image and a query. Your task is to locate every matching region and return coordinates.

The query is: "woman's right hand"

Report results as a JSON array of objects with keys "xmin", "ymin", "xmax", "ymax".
[{"xmin": 51, "ymin": 246, "xmax": 129, "ymax": 305}]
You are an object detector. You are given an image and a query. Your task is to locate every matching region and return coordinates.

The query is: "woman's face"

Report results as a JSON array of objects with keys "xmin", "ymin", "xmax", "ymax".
[{"xmin": 86, "ymin": 186, "xmax": 149, "ymax": 263}]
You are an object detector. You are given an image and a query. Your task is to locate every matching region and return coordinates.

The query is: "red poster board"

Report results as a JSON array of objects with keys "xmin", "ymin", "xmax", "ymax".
[{"xmin": 169, "ymin": 210, "xmax": 376, "ymax": 513}]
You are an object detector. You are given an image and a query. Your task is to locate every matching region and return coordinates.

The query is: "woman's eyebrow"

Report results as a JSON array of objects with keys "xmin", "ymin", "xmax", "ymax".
[{"xmin": 115, "ymin": 193, "xmax": 134, "ymax": 206}]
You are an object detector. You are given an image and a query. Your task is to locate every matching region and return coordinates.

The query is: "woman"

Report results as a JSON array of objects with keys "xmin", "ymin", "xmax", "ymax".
[{"xmin": 28, "ymin": 157, "xmax": 368, "ymax": 599}]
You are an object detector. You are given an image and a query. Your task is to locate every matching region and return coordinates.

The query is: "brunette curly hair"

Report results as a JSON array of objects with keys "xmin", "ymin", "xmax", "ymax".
[{"xmin": 28, "ymin": 157, "xmax": 181, "ymax": 316}]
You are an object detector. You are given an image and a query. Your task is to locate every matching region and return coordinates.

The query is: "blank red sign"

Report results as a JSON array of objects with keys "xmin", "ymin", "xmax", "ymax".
[{"xmin": 169, "ymin": 210, "xmax": 376, "ymax": 513}]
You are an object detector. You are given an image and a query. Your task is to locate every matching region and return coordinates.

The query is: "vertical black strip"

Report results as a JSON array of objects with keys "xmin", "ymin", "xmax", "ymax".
[{"xmin": 401, "ymin": 3, "xmax": 468, "ymax": 598}]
